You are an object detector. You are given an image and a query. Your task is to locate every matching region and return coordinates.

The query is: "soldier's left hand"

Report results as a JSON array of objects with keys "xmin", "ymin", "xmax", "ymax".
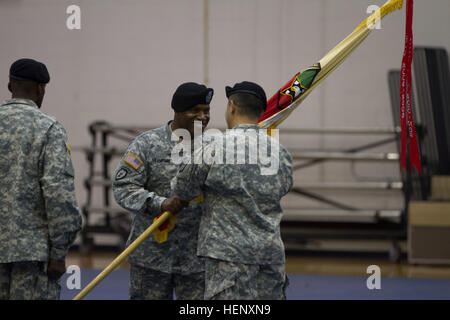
[{"xmin": 47, "ymin": 259, "xmax": 66, "ymax": 280}]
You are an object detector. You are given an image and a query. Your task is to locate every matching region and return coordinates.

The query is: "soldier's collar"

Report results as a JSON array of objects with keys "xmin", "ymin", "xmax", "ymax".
[
  {"xmin": 1, "ymin": 98, "xmax": 38, "ymax": 109},
  {"xmin": 232, "ymin": 123, "xmax": 260, "ymax": 130},
  {"xmin": 166, "ymin": 120, "xmax": 176, "ymax": 141}
]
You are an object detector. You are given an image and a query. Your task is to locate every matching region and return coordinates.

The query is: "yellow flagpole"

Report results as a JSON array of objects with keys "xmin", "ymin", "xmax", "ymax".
[
  {"xmin": 260, "ymin": 0, "xmax": 404, "ymax": 130},
  {"xmin": 73, "ymin": 194, "xmax": 203, "ymax": 300},
  {"xmin": 73, "ymin": 211, "xmax": 172, "ymax": 300},
  {"xmin": 263, "ymin": 26, "xmax": 371, "ymax": 129}
]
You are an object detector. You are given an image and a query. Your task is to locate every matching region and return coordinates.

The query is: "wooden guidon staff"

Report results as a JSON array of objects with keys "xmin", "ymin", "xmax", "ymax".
[
  {"xmin": 259, "ymin": 0, "xmax": 404, "ymax": 130},
  {"xmin": 73, "ymin": 195, "xmax": 203, "ymax": 300}
]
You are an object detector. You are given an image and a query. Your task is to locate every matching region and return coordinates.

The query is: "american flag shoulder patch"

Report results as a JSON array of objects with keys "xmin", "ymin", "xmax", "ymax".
[{"xmin": 124, "ymin": 153, "xmax": 143, "ymax": 170}]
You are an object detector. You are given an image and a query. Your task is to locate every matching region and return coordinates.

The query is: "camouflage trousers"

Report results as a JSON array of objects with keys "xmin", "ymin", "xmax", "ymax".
[
  {"xmin": 129, "ymin": 264, "xmax": 205, "ymax": 300},
  {"xmin": 204, "ymin": 258, "xmax": 289, "ymax": 300},
  {"xmin": 0, "ymin": 261, "xmax": 61, "ymax": 300}
]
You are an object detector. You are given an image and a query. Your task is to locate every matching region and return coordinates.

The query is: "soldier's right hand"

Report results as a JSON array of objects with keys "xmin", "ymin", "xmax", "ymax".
[{"xmin": 160, "ymin": 196, "xmax": 189, "ymax": 214}]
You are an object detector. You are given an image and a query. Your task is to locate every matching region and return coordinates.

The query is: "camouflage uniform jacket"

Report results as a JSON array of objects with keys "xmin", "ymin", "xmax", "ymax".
[
  {"xmin": 0, "ymin": 98, "xmax": 82, "ymax": 263},
  {"xmin": 172, "ymin": 124, "xmax": 293, "ymax": 265},
  {"xmin": 112, "ymin": 122, "xmax": 204, "ymax": 274}
]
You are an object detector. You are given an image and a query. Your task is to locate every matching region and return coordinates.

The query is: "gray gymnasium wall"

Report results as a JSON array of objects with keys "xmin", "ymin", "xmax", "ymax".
[{"xmin": 1, "ymin": 0, "xmax": 449, "ymax": 215}]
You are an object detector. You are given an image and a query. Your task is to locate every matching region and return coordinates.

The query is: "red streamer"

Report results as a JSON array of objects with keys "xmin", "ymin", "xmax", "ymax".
[{"xmin": 400, "ymin": 0, "xmax": 422, "ymax": 174}]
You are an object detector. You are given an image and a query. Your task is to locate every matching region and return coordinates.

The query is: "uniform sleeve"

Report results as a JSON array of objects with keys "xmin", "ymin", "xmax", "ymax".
[
  {"xmin": 280, "ymin": 147, "xmax": 294, "ymax": 197},
  {"xmin": 112, "ymin": 138, "xmax": 166, "ymax": 217},
  {"xmin": 172, "ymin": 138, "xmax": 211, "ymax": 201},
  {"xmin": 40, "ymin": 122, "xmax": 82, "ymax": 261}
]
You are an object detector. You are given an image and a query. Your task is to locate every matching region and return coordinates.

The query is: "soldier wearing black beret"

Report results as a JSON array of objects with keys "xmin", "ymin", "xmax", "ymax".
[
  {"xmin": 225, "ymin": 81, "xmax": 267, "ymax": 112},
  {"xmin": 171, "ymin": 82, "xmax": 214, "ymax": 137},
  {"xmin": 8, "ymin": 58, "xmax": 50, "ymax": 108},
  {"xmin": 112, "ymin": 82, "xmax": 213, "ymax": 300},
  {"xmin": 0, "ymin": 59, "xmax": 82, "ymax": 300},
  {"xmin": 172, "ymin": 80, "xmax": 293, "ymax": 300}
]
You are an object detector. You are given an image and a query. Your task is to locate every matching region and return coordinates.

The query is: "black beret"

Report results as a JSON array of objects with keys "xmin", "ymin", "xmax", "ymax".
[
  {"xmin": 225, "ymin": 81, "xmax": 267, "ymax": 111},
  {"xmin": 171, "ymin": 82, "xmax": 214, "ymax": 112},
  {"xmin": 9, "ymin": 58, "xmax": 50, "ymax": 84}
]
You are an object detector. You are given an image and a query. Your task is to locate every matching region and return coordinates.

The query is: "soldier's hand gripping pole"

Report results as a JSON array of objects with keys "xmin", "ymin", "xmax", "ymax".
[{"xmin": 73, "ymin": 194, "xmax": 202, "ymax": 300}]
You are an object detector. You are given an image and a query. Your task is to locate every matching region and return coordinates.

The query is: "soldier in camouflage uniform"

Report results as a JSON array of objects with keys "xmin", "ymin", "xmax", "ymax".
[
  {"xmin": 0, "ymin": 59, "xmax": 82, "ymax": 300},
  {"xmin": 112, "ymin": 82, "xmax": 214, "ymax": 300},
  {"xmin": 172, "ymin": 81, "xmax": 293, "ymax": 300}
]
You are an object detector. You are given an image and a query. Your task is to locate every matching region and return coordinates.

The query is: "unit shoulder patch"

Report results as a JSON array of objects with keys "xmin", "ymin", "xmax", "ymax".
[{"xmin": 115, "ymin": 168, "xmax": 128, "ymax": 180}]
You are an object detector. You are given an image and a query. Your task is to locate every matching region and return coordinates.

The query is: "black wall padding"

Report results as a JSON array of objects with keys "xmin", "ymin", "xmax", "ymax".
[{"xmin": 413, "ymin": 47, "xmax": 450, "ymax": 175}]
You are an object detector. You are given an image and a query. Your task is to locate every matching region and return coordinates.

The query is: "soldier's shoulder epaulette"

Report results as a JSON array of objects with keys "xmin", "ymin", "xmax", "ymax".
[
  {"xmin": 15, "ymin": 108, "xmax": 58, "ymax": 132},
  {"xmin": 135, "ymin": 125, "xmax": 166, "ymax": 143},
  {"xmin": 37, "ymin": 110, "xmax": 58, "ymax": 124},
  {"xmin": 35, "ymin": 113, "xmax": 70, "ymax": 138}
]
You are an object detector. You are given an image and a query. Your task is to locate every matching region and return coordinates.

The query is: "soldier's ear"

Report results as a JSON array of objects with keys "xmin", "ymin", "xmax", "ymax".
[
  {"xmin": 37, "ymin": 83, "xmax": 46, "ymax": 97},
  {"xmin": 229, "ymin": 100, "xmax": 238, "ymax": 115},
  {"xmin": 7, "ymin": 82, "xmax": 12, "ymax": 93}
]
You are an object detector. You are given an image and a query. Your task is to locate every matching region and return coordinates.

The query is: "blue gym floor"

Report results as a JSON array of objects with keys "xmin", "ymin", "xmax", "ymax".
[{"xmin": 61, "ymin": 269, "xmax": 450, "ymax": 300}]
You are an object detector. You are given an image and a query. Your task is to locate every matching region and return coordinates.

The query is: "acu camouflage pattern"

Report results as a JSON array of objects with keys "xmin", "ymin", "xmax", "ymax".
[
  {"xmin": 0, "ymin": 98, "xmax": 82, "ymax": 263},
  {"xmin": 112, "ymin": 122, "xmax": 204, "ymax": 275},
  {"xmin": 204, "ymin": 258, "xmax": 287, "ymax": 300},
  {"xmin": 129, "ymin": 264, "xmax": 204, "ymax": 300},
  {"xmin": 172, "ymin": 124, "xmax": 293, "ymax": 265},
  {"xmin": 0, "ymin": 262, "xmax": 60, "ymax": 300}
]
